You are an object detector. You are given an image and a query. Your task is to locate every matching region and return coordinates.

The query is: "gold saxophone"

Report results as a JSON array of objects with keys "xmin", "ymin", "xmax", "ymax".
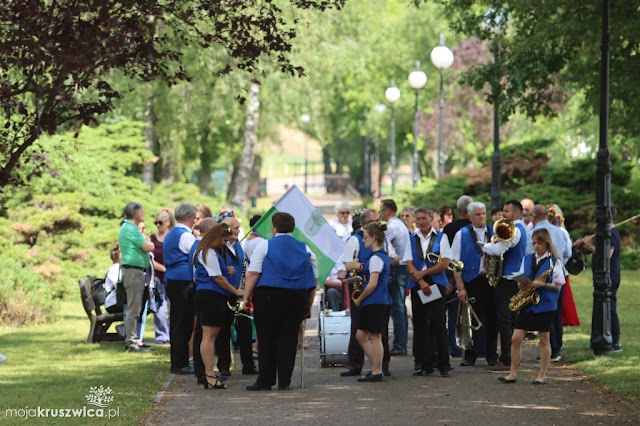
[
  {"xmin": 349, "ymin": 250, "xmax": 364, "ymax": 302},
  {"xmin": 425, "ymin": 253, "xmax": 464, "ymax": 272},
  {"xmin": 485, "ymin": 218, "xmax": 516, "ymax": 287},
  {"xmin": 455, "ymin": 297, "xmax": 482, "ymax": 350},
  {"xmin": 508, "ymin": 258, "xmax": 554, "ymax": 312}
]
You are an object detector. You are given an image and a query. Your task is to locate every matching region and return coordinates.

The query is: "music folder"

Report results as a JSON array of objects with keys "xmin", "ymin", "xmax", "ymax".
[
  {"xmin": 513, "ymin": 273, "xmax": 533, "ymax": 284},
  {"xmin": 417, "ymin": 284, "xmax": 442, "ymax": 304}
]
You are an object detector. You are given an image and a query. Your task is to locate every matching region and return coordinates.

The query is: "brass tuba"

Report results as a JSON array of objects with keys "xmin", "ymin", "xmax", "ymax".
[
  {"xmin": 455, "ymin": 297, "xmax": 482, "ymax": 350},
  {"xmin": 425, "ymin": 253, "xmax": 464, "ymax": 272},
  {"xmin": 485, "ymin": 218, "xmax": 516, "ymax": 287},
  {"xmin": 508, "ymin": 258, "xmax": 554, "ymax": 312}
]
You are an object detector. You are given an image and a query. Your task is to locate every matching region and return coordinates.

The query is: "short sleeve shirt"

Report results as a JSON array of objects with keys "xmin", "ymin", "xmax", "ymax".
[{"xmin": 118, "ymin": 220, "xmax": 150, "ymax": 268}]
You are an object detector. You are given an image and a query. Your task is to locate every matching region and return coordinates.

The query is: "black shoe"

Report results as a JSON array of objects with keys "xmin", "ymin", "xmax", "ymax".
[
  {"xmin": 383, "ymin": 370, "xmax": 391, "ymax": 377},
  {"xmin": 486, "ymin": 359, "xmax": 497, "ymax": 367},
  {"xmin": 171, "ymin": 366, "xmax": 194, "ymax": 375},
  {"xmin": 439, "ymin": 369, "xmax": 452, "ymax": 377},
  {"xmin": 357, "ymin": 372, "xmax": 383, "ymax": 382},
  {"xmin": 125, "ymin": 344, "xmax": 151, "ymax": 353},
  {"xmin": 242, "ymin": 367, "xmax": 259, "ymax": 375},
  {"xmin": 219, "ymin": 370, "xmax": 232, "ymax": 377},
  {"xmin": 246, "ymin": 382, "xmax": 272, "ymax": 391},
  {"xmin": 498, "ymin": 376, "xmax": 517, "ymax": 384},
  {"xmin": 390, "ymin": 349, "xmax": 407, "ymax": 356},
  {"xmin": 460, "ymin": 359, "xmax": 475, "ymax": 367},
  {"xmin": 278, "ymin": 385, "xmax": 291, "ymax": 391},
  {"xmin": 340, "ymin": 368, "xmax": 362, "ymax": 377}
]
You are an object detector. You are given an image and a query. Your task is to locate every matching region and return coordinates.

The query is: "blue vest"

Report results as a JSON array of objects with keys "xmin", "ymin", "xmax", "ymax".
[
  {"xmin": 408, "ymin": 231, "xmax": 448, "ymax": 290},
  {"xmin": 164, "ymin": 227, "xmax": 193, "ymax": 281},
  {"xmin": 362, "ymin": 250, "xmax": 392, "ymax": 307},
  {"xmin": 460, "ymin": 225, "xmax": 492, "ymax": 283},
  {"xmin": 193, "ymin": 247, "xmax": 231, "ymax": 296},
  {"xmin": 256, "ymin": 235, "xmax": 316, "ymax": 290},
  {"xmin": 502, "ymin": 223, "xmax": 527, "ymax": 276},
  {"xmin": 522, "ymin": 254, "xmax": 560, "ymax": 313},
  {"xmin": 225, "ymin": 242, "xmax": 245, "ymax": 288}
]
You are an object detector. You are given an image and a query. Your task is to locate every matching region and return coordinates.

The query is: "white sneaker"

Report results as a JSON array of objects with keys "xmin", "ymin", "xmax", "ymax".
[{"xmin": 550, "ymin": 355, "xmax": 561, "ymax": 362}]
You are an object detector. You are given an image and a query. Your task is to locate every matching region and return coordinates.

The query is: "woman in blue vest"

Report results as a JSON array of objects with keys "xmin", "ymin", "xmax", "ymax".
[
  {"xmin": 499, "ymin": 228, "xmax": 565, "ymax": 385},
  {"xmin": 193, "ymin": 224, "xmax": 243, "ymax": 390},
  {"xmin": 353, "ymin": 222, "xmax": 392, "ymax": 383}
]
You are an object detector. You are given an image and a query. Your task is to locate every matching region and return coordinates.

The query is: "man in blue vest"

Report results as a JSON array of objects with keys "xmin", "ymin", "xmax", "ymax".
[
  {"xmin": 404, "ymin": 207, "xmax": 453, "ymax": 376},
  {"xmin": 119, "ymin": 202, "xmax": 155, "ymax": 352},
  {"xmin": 482, "ymin": 200, "xmax": 527, "ymax": 371},
  {"xmin": 215, "ymin": 216, "xmax": 259, "ymax": 376},
  {"xmin": 164, "ymin": 203, "xmax": 197, "ymax": 375},
  {"xmin": 242, "ymin": 212, "xmax": 318, "ymax": 391},
  {"xmin": 451, "ymin": 201, "xmax": 498, "ymax": 367}
]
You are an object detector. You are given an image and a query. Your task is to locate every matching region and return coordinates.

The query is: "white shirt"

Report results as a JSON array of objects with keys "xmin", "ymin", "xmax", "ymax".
[
  {"xmin": 247, "ymin": 233, "xmax": 319, "ymax": 279},
  {"xmin": 175, "ymin": 223, "xmax": 197, "ymax": 254},
  {"xmin": 104, "ymin": 263, "xmax": 120, "ymax": 309},
  {"xmin": 451, "ymin": 225, "xmax": 489, "ymax": 272},
  {"xmin": 341, "ymin": 234, "xmax": 397, "ymax": 263},
  {"xmin": 368, "ymin": 255, "xmax": 384, "ymax": 273},
  {"xmin": 385, "ymin": 216, "xmax": 410, "ymax": 265},
  {"xmin": 517, "ymin": 251, "xmax": 566, "ymax": 286},
  {"xmin": 330, "ymin": 219, "xmax": 353, "ymax": 242},
  {"xmin": 198, "ymin": 249, "xmax": 223, "ymax": 277},
  {"xmin": 402, "ymin": 228, "xmax": 452, "ymax": 269},
  {"xmin": 242, "ymin": 236, "xmax": 264, "ymax": 262}
]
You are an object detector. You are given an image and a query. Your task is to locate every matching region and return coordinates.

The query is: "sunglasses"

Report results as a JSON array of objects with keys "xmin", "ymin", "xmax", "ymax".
[
  {"xmin": 338, "ymin": 211, "xmax": 350, "ymax": 214},
  {"xmin": 154, "ymin": 221, "xmax": 165, "ymax": 226}
]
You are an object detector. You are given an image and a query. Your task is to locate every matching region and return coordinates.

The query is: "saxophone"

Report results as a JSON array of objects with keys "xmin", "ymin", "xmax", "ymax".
[
  {"xmin": 349, "ymin": 250, "xmax": 364, "ymax": 303},
  {"xmin": 508, "ymin": 258, "xmax": 554, "ymax": 312},
  {"xmin": 485, "ymin": 219, "xmax": 516, "ymax": 287}
]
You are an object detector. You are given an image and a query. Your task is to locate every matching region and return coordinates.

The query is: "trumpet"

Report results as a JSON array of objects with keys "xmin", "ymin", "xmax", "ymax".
[{"xmin": 425, "ymin": 253, "xmax": 464, "ymax": 272}]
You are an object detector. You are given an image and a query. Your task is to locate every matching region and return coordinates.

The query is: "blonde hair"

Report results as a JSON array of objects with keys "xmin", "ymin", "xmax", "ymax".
[{"xmin": 532, "ymin": 228, "xmax": 559, "ymax": 259}]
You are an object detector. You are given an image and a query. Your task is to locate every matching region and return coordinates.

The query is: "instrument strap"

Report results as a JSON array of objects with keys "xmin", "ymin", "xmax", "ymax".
[
  {"xmin": 416, "ymin": 231, "xmax": 437, "ymax": 262},
  {"xmin": 529, "ymin": 255, "xmax": 549, "ymax": 280},
  {"xmin": 470, "ymin": 225, "xmax": 489, "ymax": 254}
]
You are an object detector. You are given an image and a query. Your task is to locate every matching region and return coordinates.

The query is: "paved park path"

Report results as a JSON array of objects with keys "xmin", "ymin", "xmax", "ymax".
[{"xmin": 144, "ymin": 291, "xmax": 639, "ymax": 426}]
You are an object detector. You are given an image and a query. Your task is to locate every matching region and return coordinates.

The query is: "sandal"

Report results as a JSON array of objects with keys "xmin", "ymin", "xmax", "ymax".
[{"xmin": 204, "ymin": 375, "xmax": 227, "ymax": 390}]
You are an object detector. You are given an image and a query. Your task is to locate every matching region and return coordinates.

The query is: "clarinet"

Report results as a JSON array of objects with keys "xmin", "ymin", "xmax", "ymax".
[{"xmin": 227, "ymin": 256, "xmax": 252, "ymax": 321}]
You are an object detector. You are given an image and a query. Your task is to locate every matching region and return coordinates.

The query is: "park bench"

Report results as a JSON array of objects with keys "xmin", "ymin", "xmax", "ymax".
[{"xmin": 78, "ymin": 277, "xmax": 124, "ymax": 343}]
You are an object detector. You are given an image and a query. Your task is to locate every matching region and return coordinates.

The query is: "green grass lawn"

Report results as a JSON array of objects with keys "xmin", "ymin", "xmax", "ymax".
[
  {"xmin": 0, "ymin": 299, "xmax": 169, "ymax": 425},
  {"xmin": 563, "ymin": 269, "xmax": 640, "ymax": 403}
]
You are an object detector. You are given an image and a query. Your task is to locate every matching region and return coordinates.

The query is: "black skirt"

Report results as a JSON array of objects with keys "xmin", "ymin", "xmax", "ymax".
[
  {"xmin": 195, "ymin": 289, "xmax": 229, "ymax": 327},
  {"xmin": 358, "ymin": 304, "xmax": 390, "ymax": 334},
  {"xmin": 514, "ymin": 310, "xmax": 555, "ymax": 332}
]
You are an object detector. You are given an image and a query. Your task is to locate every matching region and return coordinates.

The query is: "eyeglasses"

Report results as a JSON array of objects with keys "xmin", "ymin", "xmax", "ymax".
[
  {"xmin": 401, "ymin": 214, "xmax": 412, "ymax": 218},
  {"xmin": 338, "ymin": 211, "xmax": 350, "ymax": 215},
  {"xmin": 154, "ymin": 221, "xmax": 165, "ymax": 226}
]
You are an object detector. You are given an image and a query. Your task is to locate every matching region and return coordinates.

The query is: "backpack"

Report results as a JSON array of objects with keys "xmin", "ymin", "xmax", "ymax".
[{"xmin": 91, "ymin": 276, "xmax": 107, "ymax": 306}]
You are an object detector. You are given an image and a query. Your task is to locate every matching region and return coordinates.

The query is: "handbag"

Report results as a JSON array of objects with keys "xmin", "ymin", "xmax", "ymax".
[
  {"xmin": 565, "ymin": 247, "xmax": 585, "ymax": 275},
  {"xmin": 148, "ymin": 277, "xmax": 164, "ymax": 314},
  {"xmin": 115, "ymin": 267, "xmax": 126, "ymax": 307}
]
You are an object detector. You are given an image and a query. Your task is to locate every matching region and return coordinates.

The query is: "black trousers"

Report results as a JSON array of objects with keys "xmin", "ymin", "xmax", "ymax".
[
  {"xmin": 346, "ymin": 283, "xmax": 390, "ymax": 372},
  {"xmin": 464, "ymin": 275, "xmax": 497, "ymax": 363},
  {"xmin": 166, "ymin": 280, "xmax": 195, "ymax": 370},
  {"xmin": 410, "ymin": 287, "xmax": 450, "ymax": 372},
  {"xmin": 253, "ymin": 287, "xmax": 307, "ymax": 388},
  {"xmin": 216, "ymin": 296, "xmax": 256, "ymax": 372},
  {"xmin": 490, "ymin": 278, "xmax": 519, "ymax": 365},
  {"xmin": 193, "ymin": 314, "xmax": 204, "ymax": 379}
]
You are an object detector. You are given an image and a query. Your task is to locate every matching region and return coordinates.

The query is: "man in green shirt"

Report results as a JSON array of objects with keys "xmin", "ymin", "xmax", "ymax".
[{"xmin": 119, "ymin": 202, "xmax": 155, "ymax": 352}]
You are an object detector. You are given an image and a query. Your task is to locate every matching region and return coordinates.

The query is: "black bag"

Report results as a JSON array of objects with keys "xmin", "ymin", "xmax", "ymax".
[
  {"xmin": 91, "ymin": 277, "xmax": 107, "ymax": 306},
  {"xmin": 565, "ymin": 247, "xmax": 585, "ymax": 275},
  {"xmin": 148, "ymin": 277, "xmax": 164, "ymax": 314},
  {"xmin": 116, "ymin": 275, "xmax": 126, "ymax": 307}
]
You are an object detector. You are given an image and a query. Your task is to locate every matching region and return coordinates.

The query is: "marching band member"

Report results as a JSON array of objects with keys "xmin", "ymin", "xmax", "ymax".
[
  {"xmin": 404, "ymin": 207, "xmax": 452, "ymax": 377},
  {"xmin": 451, "ymin": 201, "xmax": 498, "ymax": 367},
  {"xmin": 243, "ymin": 213, "xmax": 318, "ymax": 391},
  {"xmin": 482, "ymin": 200, "xmax": 527, "ymax": 371},
  {"xmin": 352, "ymin": 222, "xmax": 392, "ymax": 383},
  {"xmin": 192, "ymin": 223, "xmax": 243, "ymax": 390},
  {"xmin": 499, "ymin": 228, "xmax": 564, "ymax": 385},
  {"xmin": 339, "ymin": 209, "xmax": 391, "ymax": 378},
  {"xmin": 214, "ymin": 217, "xmax": 259, "ymax": 377}
]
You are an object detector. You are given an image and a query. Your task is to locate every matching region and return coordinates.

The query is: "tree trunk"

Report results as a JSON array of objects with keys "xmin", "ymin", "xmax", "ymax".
[
  {"xmin": 228, "ymin": 81, "xmax": 261, "ymax": 211},
  {"xmin": 322, "ymin": 146, "xmax": 332, "ymax": 174},
  {"xmin": 198, "ymin": 127, "xmax": 212, "ymax": 195},
  {"xmin": 142, "ymin": 86, "xmax": 155, "ymax": 189}
]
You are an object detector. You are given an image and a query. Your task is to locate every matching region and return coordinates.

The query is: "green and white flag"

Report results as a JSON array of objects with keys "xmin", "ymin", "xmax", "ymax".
[{"xmin": 252, "ymin": 185, "xmax": 344, "ymax": 283}]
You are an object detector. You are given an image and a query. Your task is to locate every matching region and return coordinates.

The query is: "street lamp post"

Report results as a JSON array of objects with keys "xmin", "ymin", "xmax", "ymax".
[
  {"xmin": 300, "ymin": 113, "xmax": 311, "ymax": 193},
  {"xmin": 372, "ymin": 103, "xmax": 387, "ymax": 198},
  {"xmin": 491, "ymin": 44, "xmax": 502, "ymax": 212},
  {"xmin": 408, "ymin": 62, "xmax": 427, "ymax": 187},
  {"xmin": 385, "ymin": 82, "xmax": 400, "ymax": 196},
  {"xmin": 430, "ymin": 33, "xmax": 454, "ymax": 179}
]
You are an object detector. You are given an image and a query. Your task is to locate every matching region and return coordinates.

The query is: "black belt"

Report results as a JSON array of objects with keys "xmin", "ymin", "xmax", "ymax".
[{"xmin": 121, "ymin": 265, "xmax": 146, "ymax": 272}]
